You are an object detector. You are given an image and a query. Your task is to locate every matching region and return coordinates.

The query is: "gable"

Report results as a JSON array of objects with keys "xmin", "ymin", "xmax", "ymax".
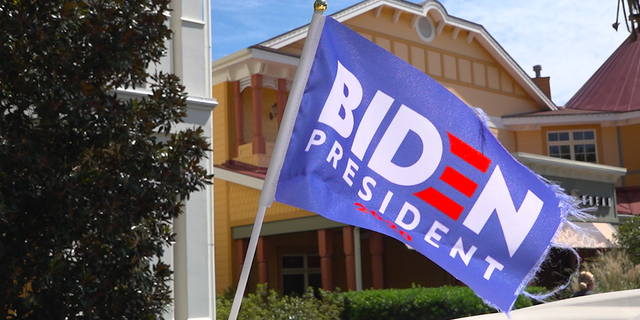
[{"xmin": 259, "ymin": 0, "xmax": 555, "ymax": 116}]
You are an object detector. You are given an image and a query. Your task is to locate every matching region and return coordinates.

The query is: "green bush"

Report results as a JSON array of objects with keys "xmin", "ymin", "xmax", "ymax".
[
  {"xmin": 523, "ymin": 285, "xmax": 561, "ymax": 304},
  {"xmin": 615, "ymin": 215, "xmax": 640, "ymax": 265},
  {"xmin": 341, "ymin": 285, "xmax": 534, "ymax": 320},
  {"xmin": 217, "ymin": 285, "xmax": 543, "ymax": 320},
  {"xmin": 216, "ymin": 284, "xmax": 343, "ymax": 320}
]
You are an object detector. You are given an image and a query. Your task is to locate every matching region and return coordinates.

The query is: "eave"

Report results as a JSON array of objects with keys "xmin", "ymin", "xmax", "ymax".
[
  {"xmin": 512, "ymin": 152, "xmax": 627, "ymax": 183},
  {"xmin": 255, "ymin": 0, "xmax": 556, "ymax": 111},
  {"xmin": 502, "ymin": 109, "xmax": 640, "ymax": 130},
  {"xmin": 212, "ymin": 46, "xmax": 301, "ymax": 85}
]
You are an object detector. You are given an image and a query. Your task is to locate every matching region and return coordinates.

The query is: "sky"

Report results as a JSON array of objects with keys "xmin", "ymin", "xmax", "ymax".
[{"xmin": 212, "ymin": 0, "xmax": 631, "ymax": 106}]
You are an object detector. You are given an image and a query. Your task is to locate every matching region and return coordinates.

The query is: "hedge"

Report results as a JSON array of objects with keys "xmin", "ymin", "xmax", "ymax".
[
  {"xmin": 216, "ymin": 285, "xmax": 547, "ymax": 320},
  {"xmin": 341, "ymin": 285, "xmax": 535, "ymax": 320},
  {"xmin": 216, "ymin": 285, "xmax": 343, "ymax": 320}
]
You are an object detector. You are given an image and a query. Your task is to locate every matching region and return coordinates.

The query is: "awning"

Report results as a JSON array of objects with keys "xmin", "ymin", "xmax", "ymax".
[
  {"xmin": 554, "ymin": 222, "xmax": 617, "ymax": 248},
  {"xmin": 617, "ymin": 186, "xmax": 640, "ymax": 215}
]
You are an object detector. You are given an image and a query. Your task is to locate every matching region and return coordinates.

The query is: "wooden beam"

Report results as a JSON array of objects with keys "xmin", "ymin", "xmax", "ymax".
[
  {"xmin": 374, "ymin": 6, "xmax": 383, "ymax": 18},
  {"xmin": 393, "ymin": 9, "xmax": 401, "ymax": 23},
  {"xmin": 452, "ymin": 27, "xmax": 461, "ymax": 40},
  {"xmin": 437, "ymin": 20, "xmax": 445, "ymax": 35}
]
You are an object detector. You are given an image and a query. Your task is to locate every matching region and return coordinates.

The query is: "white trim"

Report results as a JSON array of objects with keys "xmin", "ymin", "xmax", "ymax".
[
  {"xmin": 546, "ymin": 129, "xmax": 597, "ymax": 163},
  {"xmin": 410, "ymin": 15, "xmax": 419, "ymax": 28},
  {"xmin": 467, "ymin": 26, "xmax": 555, "ymax": 111},
  {"xmin": 512, "ymin": 152, "xmax": 626, "ymax": 183},
  {"xmin": 339, "ymin": 0, "xmax": 419, "ymax": 21},
  {"xmin": 116, "ymin": 87, "xmax": 154, "ymax": 98},
  {"xmin": 414, "ymin": 15, "xmax": 435, "ymax": 43},
  {"xmin": 239, "ymin": 77, "xmax": 252, "ymax": 92},
  {"xmin": 250, "ymin": 0, "xmax": 556, "ymax": 111},
  {"xmin": 115, "ymin": 88, "xmax": 217, "ymax": 112},
  {"xmin": 212, "ymin": 48, "xmax": 299, "ymax": 74},
  {"xmin": 214, "ymin": 166, "xmax": 264, "ymax": 190},
  {"xmin": 186, "ymin": 96, "xmax": 218, "ymax": 111},
  {"xmin": 503, "ymin": 109, "xmax": 640, "ymax": 129},
  {"xmin": 374, "ymin": 6, "xmax": 383, "ymax": 17},
  {"xmin": 181, "ymin": 17, "xmax": 205, "ymax": 26},
  {"xmin": 452, "ymin": 27, "xmax": 461, "ymax": 40},
  {"xmin": 204, "ymin": 0, "xmax": 212, "ymax": 100},
  {"xmin": 263, "ymin": 77, "xmax": 278, "ymax": 90},
  {"xmin": 466, "ymin": 32, "xmax": 474, "ymax": 44},
  {"xmin": 236, "ymin": 75, "xmax": 280, "ymax": 92},
  {"xmin": 393, "ymin": 9, "xmax": 402, "ymax": 23},
  {"xmin": 212, "ymin": 48, "xmax": 301, "ymax": 85},
  {"xmin": 436, "ymin": 20, "xmax": 445, "ymax": 35},
  {"xmin": 251, "ymin": 48, "xmax": 300, "ymax": 66},
  {"xmin": 486, "ymin": 115, "xmax": 505, "ymax": 129}
]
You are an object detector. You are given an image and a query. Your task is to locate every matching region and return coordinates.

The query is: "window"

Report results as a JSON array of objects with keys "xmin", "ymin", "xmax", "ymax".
[
  {"xmin": 281, "ymin": 254, "xmax": 321, "ymax": 296},
  {"xmin": 547, "ymin": 130, "xmax": 597, "ymax": 163},
  {"xmin": 415, "ymin": 16, "xmax": 435, "ymax": 42}
]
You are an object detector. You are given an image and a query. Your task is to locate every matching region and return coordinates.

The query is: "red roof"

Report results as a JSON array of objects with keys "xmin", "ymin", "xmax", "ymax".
[
  {"xmin": 617, "ymin": 186, "xmax": 640, "ymax": 215},
  {"xmin": 565, "ymin": 33, "xmax": 640, "ymax": 112},
  {"xmin": 215, "ymin": 160, "xmax": 267, "ymax": 180}
]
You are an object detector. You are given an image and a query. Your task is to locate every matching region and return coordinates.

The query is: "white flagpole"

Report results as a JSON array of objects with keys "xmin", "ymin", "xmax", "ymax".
[{"xmin": 227, "ymin": 2, "xmax": 327, "ymax": 319}]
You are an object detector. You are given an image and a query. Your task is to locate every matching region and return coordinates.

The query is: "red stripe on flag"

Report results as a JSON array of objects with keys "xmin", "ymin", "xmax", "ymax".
[
  {"xmin": 447, "ymin": 132, "xmax": 491, "ymax": 173},
  {"xmin": 413, "ymin": 187, "xmax": 464, "ymax": 221},
  {"xmin": 440, "ymin": 166, "xmax": 478, "ymax": 197}
]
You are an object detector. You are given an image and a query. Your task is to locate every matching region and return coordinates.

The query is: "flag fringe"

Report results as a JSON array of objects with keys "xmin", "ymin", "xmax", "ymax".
[
  {"xmin": 518, "ymin": 176, "xmax": 596, "ymax": 304},
  {"xmin": 472, "ymin": 107, "xmax": 596, "ymax": 314}
]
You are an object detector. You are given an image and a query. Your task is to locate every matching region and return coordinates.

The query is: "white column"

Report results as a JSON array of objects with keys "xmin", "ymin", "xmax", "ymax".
[
  {"xmin": 174, "ymin": 171, "xmax": 214, "ymax": 320},
  {"xmin": 172, "ymin": 100, "xmax": 215, "ymax": 320},
  {"xmin": 168, "ymin": 0, "xmax": 216, "ymax": 319},
  {"xmin": 170, "ymin": 0, "xmax": 210, "ymax": 98}
]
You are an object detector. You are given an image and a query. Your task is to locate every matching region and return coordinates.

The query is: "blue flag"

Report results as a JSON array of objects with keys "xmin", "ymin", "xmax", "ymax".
[{"xmin": 275, "ymin": 16, "xmax": 566, "ymax": 312}]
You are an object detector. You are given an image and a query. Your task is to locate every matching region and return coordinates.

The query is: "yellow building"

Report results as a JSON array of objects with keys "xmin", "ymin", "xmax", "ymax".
[
  {"xmin": 504, "ymin": 30, "xmax": 640, "ymax": 216},
  {"xmin": 211, "ymin": 0, "xmax": 629, "ymax": 294}
]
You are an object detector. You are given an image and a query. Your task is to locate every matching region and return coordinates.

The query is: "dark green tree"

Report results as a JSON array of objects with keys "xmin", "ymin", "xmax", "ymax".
[
  {"xmin": 0, "ymin": 0, "xmax": 210, "ymax": 318},
  {"xmin": 615, "ymin": 215, "xmax": 640, "ymax": 265}
]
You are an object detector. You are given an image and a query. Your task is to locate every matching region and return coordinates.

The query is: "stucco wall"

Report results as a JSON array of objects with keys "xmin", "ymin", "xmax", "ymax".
[
  {"xmin": 515, "ymin": 130, "xmax": 543, "ymax": 155},
  {"xmin": 600, "ymin": 126, "xmax": 621, "ymax": 168},
  {"xmin": 621, "ymin": 123, "xmax": 640, "ymax": 186}
]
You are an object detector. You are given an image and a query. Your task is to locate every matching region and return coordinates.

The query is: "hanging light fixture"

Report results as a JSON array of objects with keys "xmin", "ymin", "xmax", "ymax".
[{"xmin": 269, "ymin": 103, "xmax": 278, "ymax": 121}]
